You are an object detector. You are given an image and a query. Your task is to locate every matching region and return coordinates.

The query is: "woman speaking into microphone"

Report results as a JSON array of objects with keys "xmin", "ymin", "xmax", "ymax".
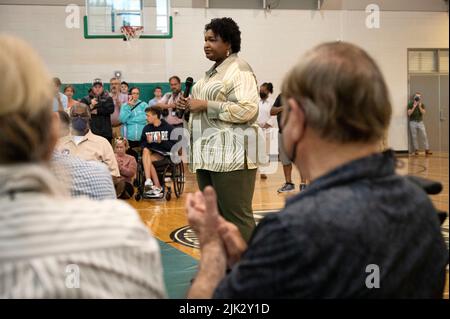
[{"xmin": 177, "ymin": 17, "xmax": 260, "ymax": 242}]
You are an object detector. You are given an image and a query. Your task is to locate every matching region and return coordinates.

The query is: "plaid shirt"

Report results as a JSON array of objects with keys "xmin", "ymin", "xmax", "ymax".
[
  {"xmin": 214, "ymin": 151, "xmax": 448, "ymax": 298},
  {"xmin": 52, "ymin": 152, "xmax": 116, "ymax": 200}
]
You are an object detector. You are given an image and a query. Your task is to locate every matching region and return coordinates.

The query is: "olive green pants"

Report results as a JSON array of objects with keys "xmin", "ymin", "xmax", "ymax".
[{"xmin": 196, "ymin": 168, "xmax": 257, "ymax": 242}]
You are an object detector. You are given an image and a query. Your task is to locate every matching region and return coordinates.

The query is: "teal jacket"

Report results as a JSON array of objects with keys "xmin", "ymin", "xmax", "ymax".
[{"xmin": 119, "ymin": 100, "xmax": 148, "ymax": 141}]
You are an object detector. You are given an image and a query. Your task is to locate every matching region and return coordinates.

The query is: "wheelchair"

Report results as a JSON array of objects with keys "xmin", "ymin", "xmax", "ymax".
[
  {"xmin": 405, "ymin": 175, "xmax": 448, "ymax": 225},
  {"xmin": 133, "ymin": 147, "xmax": 184, "ymax": 201}
]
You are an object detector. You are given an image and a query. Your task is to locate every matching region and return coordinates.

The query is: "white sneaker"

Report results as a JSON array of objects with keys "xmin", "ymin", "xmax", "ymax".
[
  {"xmin": 150, "ymin": 187, "xmax": 162, "ymax": 195},
  {"xmin": 146, "ymin": 187, "xmax": 163, "ymax": 198},
  {"xmin": 144, "ymin": 179, "xmax": 153, "ymax": 187}
]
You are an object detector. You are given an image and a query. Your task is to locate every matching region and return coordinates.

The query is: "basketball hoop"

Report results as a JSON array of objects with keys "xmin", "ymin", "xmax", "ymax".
[{"xmin": 120, "ymin": 26, "xmax": 144, "ymax": 41}]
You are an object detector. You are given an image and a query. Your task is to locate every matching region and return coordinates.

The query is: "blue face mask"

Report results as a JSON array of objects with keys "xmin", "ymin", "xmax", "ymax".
[{"xmin": 72, "ymin": 117, "xmax": 88, "ymax": 133}]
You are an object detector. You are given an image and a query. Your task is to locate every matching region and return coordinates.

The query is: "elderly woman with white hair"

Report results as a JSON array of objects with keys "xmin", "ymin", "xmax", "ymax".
[{"xmin": 0, "ymin": 35, "xmax": 166, "ymax": 298}]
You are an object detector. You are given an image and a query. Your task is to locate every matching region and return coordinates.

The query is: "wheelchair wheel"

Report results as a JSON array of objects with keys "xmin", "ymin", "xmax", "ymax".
[
  {"xmin": 134, "ymin": 193, "xmax": 141, "ymax": 201},
  {"xmin": 172, "ymin": 162, "xmax": 184, "ymax": 198}
]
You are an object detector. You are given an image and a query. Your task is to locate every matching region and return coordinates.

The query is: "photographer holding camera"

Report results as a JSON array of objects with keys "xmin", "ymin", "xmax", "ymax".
[
  {"xmin": 152, "ymin": 76, "xmax": 184, "ymax": 128},
  {"xmin": 408, "ymin": 92, "xmax": 432, "ymax": 156},
  {"xmin": 80, "ymin": 79, "xmax": 115, "ymax": 143}
]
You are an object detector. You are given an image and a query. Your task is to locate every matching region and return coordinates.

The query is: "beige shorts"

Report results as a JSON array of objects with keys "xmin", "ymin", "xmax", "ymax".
[{"xmin": 278, "ymin": 132, "xmax": 292, "ymax": 166}]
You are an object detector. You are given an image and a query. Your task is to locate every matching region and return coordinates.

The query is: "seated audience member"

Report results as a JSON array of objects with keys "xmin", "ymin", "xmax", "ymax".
[
  {"xmin": 57, "ymin": 103, "xmax": 123, "ymax": 196},
  {"xmin": 186, "ymin": 42, "xmax": 448, "ymax": 298},
  {"xmin": 52, "ymin": 111, "xmax": 116, "ymax": 200},
  {"xmin": 113, "ymin": 137, "xmax": 137, "ymax": 199},
  {"xmin": 119, "ymin": 87, "xmax": 148, "ymax": 149},
  {"xmin": 141, "ymin": 107, "xmax": 175, "ymax": 197},
  {"xmin": 80, "ymin": 79, "xmax": 114, "ymax": 143},
  {"xmin": 63, "ymin": 84, "xmax": 79, "ymax": 111},
  {"xmin": 0, "ymin": 35, "xmax": 166, "ymax": 298},
  {"xmin": 148, "ymin": 86, "xmax": 164, "ymax": 108},
  {"xmin": 52, "ymin": 77, "xmax": 68, "ymax": 112}
]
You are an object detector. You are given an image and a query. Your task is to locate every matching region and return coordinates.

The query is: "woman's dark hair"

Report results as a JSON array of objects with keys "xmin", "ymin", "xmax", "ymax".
[
  {"xmin": 205, "ymin": 17, "xmax": 241, "ymax": 54},
  {"xmin": 129, "ymin": 86, "xmax": 140, "ymax": 94},
  {"xmin": 261, "ymin": 82, "xmax": 273, "ymax": 94},
  {"xmin": 63, "ymin": 84, "xmax": 75, "ymax": 94}
]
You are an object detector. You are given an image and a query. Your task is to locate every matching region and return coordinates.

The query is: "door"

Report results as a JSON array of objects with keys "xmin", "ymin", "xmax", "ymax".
[{"xmin": 440, "ymin": 75, "xmax": 449, "ymax": 153}]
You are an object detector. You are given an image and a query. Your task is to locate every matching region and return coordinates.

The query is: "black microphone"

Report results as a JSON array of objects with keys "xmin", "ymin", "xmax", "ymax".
[
  {"xmin": 183, "ymin": 77, "xmax": 194, "ymax": 98},
  {"xmin": 176, "ymin": 77, "xmax": 194, "ymax": 119}
]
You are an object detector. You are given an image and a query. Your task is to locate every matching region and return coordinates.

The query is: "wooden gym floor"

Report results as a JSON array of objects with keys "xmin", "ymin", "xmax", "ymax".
[{"xmin": 127, "ymin": 152, "xmax": 449, "ymax": 298}]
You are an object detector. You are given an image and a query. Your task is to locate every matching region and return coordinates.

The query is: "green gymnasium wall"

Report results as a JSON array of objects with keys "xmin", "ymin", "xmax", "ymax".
[{"xmin": 62, "ymin": 82, "xmax": 188, "ymax": 103}]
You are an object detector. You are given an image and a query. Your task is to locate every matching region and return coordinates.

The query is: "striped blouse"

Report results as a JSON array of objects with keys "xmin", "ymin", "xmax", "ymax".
[
  {"xmin": 189, "ymin": 53, "xmax": 264, "ymax": 172},
  {"xmin": 0, "ymin": 164, "xmax": 166, "ymax": 298}
]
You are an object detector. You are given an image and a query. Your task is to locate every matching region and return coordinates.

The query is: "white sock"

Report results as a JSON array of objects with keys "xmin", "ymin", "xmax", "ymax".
[{"xmin": 145, "ymin": 178, "xmax": 153, "ymax": 186}]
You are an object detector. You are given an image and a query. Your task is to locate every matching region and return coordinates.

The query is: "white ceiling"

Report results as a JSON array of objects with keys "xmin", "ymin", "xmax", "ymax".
[{"xmin": 0, "ymin": 0, "xmax": 447, "ymax": 11}]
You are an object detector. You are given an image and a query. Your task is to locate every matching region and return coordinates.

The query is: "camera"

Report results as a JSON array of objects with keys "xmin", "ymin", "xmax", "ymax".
[
  {"xmin": 175, "ymin": 107, "xmax": 186, "ymax": 119},
  {"xmin": 414, "ymin": 95, "xmax": 420, "ymax": 102}
]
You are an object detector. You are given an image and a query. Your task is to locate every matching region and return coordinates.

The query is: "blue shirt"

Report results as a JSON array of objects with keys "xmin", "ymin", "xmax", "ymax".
[
  {"xmin": 214, "ymin": 150, "xmax": 448, "ymax": 298},
  {"xmin": 52, "ymin": 92, "xmax": 68, "ymax": 112},
  {"xmin": 148, "ymin": 97, "xmax": 162, "ymax": 108}
]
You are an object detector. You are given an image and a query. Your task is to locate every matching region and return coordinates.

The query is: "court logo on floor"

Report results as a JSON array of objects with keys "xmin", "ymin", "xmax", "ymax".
[
  {"xmin": 170, "ymin": 210, "xmax": 278, "ymax": 249},
  {"xmin": 170, "ymin": 226, "xmax": 200, "ymax": 249}
]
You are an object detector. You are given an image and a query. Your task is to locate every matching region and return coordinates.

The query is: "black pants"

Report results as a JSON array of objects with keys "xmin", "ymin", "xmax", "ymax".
[{"xmin": 127, "ymin": 140, "xmax": 141, "ymax": 161}]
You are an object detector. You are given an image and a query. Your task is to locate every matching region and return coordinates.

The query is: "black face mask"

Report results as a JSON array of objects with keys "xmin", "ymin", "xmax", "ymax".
[
  {"xmin": 72, "ymin": 117, "xmax": 89, "ymax": 134},
  {"xmin": 259, "ymin": 92, "xmax": 268, "ymax": 100}
]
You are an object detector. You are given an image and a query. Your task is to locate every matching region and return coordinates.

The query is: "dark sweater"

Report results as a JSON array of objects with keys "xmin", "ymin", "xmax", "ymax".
[
  {"xmin": 214, "ymin": 150, "xmax": 448, "ymax": 298},
  {"xmin": 140, "ymin": 119, "xmax": 176, "ymax": 155},
  {"xmin": 81, "ymin": 92, "xmax": 114, "ymax": 140}
]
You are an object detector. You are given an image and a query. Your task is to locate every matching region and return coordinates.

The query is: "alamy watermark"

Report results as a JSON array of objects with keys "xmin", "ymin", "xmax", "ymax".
[
  {"xmin": 164, "ymin": 126, "xmax": 279, "ymax": 174},
  {"xmin": 366, "ymin": 4, "xmax": 380, "ymax": 29},
  {"xmin": 365, "ymin": 264, "xmax": 380, "ymax": 289},
  {"xmin": 65, "ymin": 4, "xmax": 80, "ymax": 29},
  {"xmin": 65, "ymin": 264, "xmax": 80, "ymax": 289}
]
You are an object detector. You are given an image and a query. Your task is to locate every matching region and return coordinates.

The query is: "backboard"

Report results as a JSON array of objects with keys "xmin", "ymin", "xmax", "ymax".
[{"xmin": 84, "ymin": 0, "xmax": 172, "ymax": 39}]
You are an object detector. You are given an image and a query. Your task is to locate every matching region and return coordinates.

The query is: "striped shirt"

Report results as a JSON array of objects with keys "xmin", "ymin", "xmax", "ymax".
[
  {"xmin": 160, "ymin": 92, "xmax": 184, "ymax": 126},
  {"xmin": 189, "ymin": 53, "xmax": 263, "ymax": 172},
  {"xmin": 0, "ymin": 164, "xmax": 166, "ymax": 298}
]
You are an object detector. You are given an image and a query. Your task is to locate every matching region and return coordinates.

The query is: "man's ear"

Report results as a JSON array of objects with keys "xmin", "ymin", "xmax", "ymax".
[{"xmin": 287, "ymin": 97, "xmax": 306, "ymax": 143}]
